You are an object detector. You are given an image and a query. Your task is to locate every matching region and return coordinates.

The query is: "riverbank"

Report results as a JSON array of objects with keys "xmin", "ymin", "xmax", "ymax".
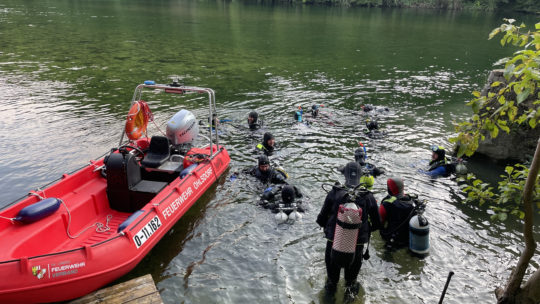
[
  {"xmin": 1, "ymin": 1, "xmax": 537, "ymax": 302},
  {"xmin": 286, "ymin": 0, "xmax": 538, "ymax": 14}
]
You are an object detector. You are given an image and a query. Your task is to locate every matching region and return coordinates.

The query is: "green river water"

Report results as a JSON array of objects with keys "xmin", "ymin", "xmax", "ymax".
[{"xmin": 0, "ymin": 1, "xmax": 539, "ymax": 303}]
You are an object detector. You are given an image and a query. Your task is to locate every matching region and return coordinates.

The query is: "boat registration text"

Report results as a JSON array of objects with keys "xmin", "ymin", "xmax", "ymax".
[{"xmin": 133, "ymin": 216, "xmax": 162, "ymax": 249}]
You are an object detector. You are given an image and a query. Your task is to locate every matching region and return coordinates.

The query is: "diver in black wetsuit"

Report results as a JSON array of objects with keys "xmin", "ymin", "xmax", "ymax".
[
  {"xmin": 303, "ymin": 104, "xmax": 337, "ymax": 126},
  {"xmin": 361, "ymin": 104, "xmax": 389, "ymax": 113},
  {"xmin": 260, "ymin": 184, "xmax": 305, "ymax": 214},
  {"xmin": 426, "ymin": 145, "xmax": 456, "ymax": 177},
  {"xmin": 248, "ymin": 111, "xmax": 263, "ymax": 130},
  {"xmin": 363, "ymin": 119, "xmax": 386, "ymax": 139},
  {"xmin": 255, "ymin": 132, "xmax": 276, "ymax": 156},
  {"xmin": 378, "ymin": 177, "xmax": 418, "ymax": 249},
  {"xmin": 316, "ymin": 162, "xmax": 381, "ymax": 301},
  {"xmin": 311, "ymin": 105, "xmax": 320, "ymax": 118},
  {"xmin": 247, "ymin": 155, "xmax": 287, "ymax": 184},
  {"xmin": 343, "ymin": 146, "xmax": 384, "ymax": 190}
]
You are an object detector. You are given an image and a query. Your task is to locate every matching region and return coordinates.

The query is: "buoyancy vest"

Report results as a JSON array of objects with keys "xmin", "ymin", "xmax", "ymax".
[
  {"xmin": 249, "ymin": 122, "xmax": 262, "ymax": 130},
  {"xmin": 251, "ymin": 167, "xmax": 287, "ymax": 184},
  {"xmin": 428, "ymin": 158, "xmax": 456, "ymax": 177},
  {"xmin": 256, "ymin": 143, "xmax": 275, "ymax": 155},
  {"xmin": 428, "ymin": 158, "xmax": 447, "ymax": 171},
  {"xmin": 380, "ymin": 195, "xmax": 415, "ymax": 245}
]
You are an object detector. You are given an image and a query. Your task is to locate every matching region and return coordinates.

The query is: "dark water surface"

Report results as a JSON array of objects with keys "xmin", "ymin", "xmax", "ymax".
[{"xmin": 1, "ymin": 1, "xmax": 538, "ymax": 303}]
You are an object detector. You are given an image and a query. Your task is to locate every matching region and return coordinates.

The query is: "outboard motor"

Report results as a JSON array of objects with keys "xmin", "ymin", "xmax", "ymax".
[
  {"xmin": 332, "ymin": 202, "xmax": 362, "ymax": 267},
  {"xmin": 409, "ymin": 201, "xmax": 429, "ymax": 255},
  {"xmin": 166, "ymin": 110, "xmax": 199, "ymax": 152}
]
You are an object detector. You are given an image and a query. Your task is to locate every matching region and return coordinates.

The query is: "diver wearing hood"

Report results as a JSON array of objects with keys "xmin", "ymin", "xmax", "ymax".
[
  {"xmin": 255, "ymin": 132, "xmax": 276, "ymax": 156},
  {"xmin": 311, "ymin": 105, "xmax": 320, "ymax": 118},
  {"xmin": 293, "ymin": 105, "xmax": 329, "ymax": 125},
  {"xmin": 247, "ymin": 155, "xmax": 287, "ymax": 184},
  {"xmin": 204, "ymin": 113, "xmax": 219, "ymax": 129},
  {"xmin": 260, "ymin": 184, "xmax": 305, "ymax": 214},
  {"xmin": 379, "ymin": 177, "xmax": 417, "ymax": 248},
  {"xmin": 353, "ymin": 146, "xmax": 384, "ymax": 189},
  {"xmin": 248, "ymin": 111, "xmax": 263, "ymax": 130},
  {"xmin": 363, "ymin": 119, "xmax": 386, "ymax": 139},
  {"xmin": 361, "ymin": 104, "xmax": 389, "ymax": 113},
  {"xmin": 316, "ymin": 162, "xmax": 381, "ymax": 300},
  {"xmin": 427, "ymin": 145, "xmax": 456, "ymax": 177}
]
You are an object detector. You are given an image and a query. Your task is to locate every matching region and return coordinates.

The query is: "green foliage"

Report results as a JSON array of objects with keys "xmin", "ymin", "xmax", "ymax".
[
  {"xmin": 453, "ymin": 20, "xmax": 540, "ymax": 221},
  {"xmin": 293, "ymin": 0, "xmax": 537, "ymax": 12},
  {"xmin": 450, "ymin": 19, "xmax": 540, "ymax": 158},
  {"xmin": 458, "ymin": 164, "xmax": 540, "ymax": 221},
  {"xmin": 458, "ymin": 173, "xmax": 496, "ymax": 206}
]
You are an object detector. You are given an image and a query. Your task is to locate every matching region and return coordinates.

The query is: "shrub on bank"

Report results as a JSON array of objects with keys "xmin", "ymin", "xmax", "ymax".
[{"xmin": 294, "ymin": 0, "xmax": 538, "ymax": 12}]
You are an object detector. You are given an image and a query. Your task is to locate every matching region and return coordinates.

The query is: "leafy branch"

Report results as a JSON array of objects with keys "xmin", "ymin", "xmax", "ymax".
[
  {"xmin": 458, "ymin": 164, "xmax": 540, "ymax": 221},
  {"xmin": 450, "ymin": 19, "xmax": 540, "ymax": 158}
]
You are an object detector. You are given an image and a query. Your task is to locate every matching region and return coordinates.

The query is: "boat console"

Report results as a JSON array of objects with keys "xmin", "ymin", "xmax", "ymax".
[{"xmin": 105, "ymin": 152, "xmax": 167, "ymax": 212}]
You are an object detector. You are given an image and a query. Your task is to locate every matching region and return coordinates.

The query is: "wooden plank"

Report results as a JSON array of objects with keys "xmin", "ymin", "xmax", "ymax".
[{"xmin": 69, "ymin": 274, "xmax": 163, "ymax": 304}]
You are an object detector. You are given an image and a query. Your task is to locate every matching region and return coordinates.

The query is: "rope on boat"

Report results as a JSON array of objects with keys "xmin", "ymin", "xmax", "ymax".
[
  {"xmin": 0, "ymin": 215, "xmax": 15, "ymax": 222},
  {"xmin": 28, "ymin": 191, "xmax": 112, "ymax": 238},
  {"xmin": 61, "ymin": 199, "xmax": 112, "ymax": 239},
  {"xmin": 151, "ymin": 119, "xmax": 167, "ymax": 137}
]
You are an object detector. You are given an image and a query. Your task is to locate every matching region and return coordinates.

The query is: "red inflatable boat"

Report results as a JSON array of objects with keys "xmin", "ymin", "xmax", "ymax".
[{"xmin": 0, "ymin": 81, "xmax": 230, "ymax": 303}]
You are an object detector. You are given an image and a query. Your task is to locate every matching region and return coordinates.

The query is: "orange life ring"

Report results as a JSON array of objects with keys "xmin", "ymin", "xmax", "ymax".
[{"xmin": 125, "ymin": 101, "xmax": 149, "ymax": 140}]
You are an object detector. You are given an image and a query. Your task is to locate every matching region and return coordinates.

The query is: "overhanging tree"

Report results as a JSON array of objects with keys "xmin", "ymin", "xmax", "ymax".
[{"xmin": 451, "ymin": 19, "xmax": 540, "ymax": 304}]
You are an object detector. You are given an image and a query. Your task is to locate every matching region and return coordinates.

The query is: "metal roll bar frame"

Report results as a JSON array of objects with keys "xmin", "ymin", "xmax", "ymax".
[{"xmin": 118, "ymin": 81, "xmax": 220, "ymax": 159}]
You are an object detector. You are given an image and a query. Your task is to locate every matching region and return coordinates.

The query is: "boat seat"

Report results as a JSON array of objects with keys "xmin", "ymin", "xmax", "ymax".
[
  {"xmin": 141, "ymin": 136, "xmax": 171, "ymax": 168},
  {"xmin": 126, "ymin": 154, "xmax": 167, "ymax": 193},
  {"xmin": 106, "ymin": 152, "xmax": 168, "ymax": 212},
  {"xmin": 130, "ymin": 180, "xmax": 168, "ymax": 193}
]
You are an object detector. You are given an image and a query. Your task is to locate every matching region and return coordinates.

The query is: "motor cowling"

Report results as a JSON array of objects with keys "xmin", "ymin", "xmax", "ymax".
[
  {"xmin": 166, "ymin": 109, "xmax": 199, "ymax": 145},
  {"xmin": 331, "ymin": 202, "xmax": 362, "ymax": 267},
  {"xmin": 409, "ymin": 214, "xmax": 429, "ymax": 255}
]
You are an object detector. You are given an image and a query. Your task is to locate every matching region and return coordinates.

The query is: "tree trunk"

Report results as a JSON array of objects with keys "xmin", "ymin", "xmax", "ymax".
[
  {"xmin": 519, "ymin": 267, "xmax": 540, "ymax": 303},
  {"xmin": 496, "ymin": 137, "xmax": 540, "ymax": 304},
  {"xmin": 381, "ymin": 0, "xmax": 394, "ymax": 7}
]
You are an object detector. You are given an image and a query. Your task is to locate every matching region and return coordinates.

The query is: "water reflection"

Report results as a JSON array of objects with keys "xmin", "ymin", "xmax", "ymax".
[
  {"xmin": 1, "ymin": 1, "xmax": 539, "ymax": 303},
  {"xmin": 148, "ymin": 68, "xmax": 535, "ymax": 303}
]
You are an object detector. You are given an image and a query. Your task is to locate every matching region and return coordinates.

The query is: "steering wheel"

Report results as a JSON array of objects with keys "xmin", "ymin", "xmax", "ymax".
[{"xmin": 118, "ymin": 144, "xmax": 145, "ymax": 160}]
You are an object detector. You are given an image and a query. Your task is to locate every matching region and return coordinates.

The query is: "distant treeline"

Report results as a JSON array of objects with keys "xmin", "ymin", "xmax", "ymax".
[{"xmin": 283, "ymin": 0, "xmax": 538, "ymax": 13}]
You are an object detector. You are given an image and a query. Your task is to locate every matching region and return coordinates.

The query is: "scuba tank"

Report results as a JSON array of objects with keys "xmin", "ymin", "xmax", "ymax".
[
  {"xmin": 274, "ymin": 203, "xmax": 303, "ymax": 224},
  {"xmin": 275, "ymin": 209, "xmax": 288, "ymax": 224},
  {"xmin": 288, "ymin": 210, "xmax": 302, "ymax": 222},
  {"xmin": 409, "ymin": 200, "xmax": 429, "ymax": 255},
  {"xmin": 331, "ymin": 202, "xmax": 362, "ymax": 266},
  {"xmin": 455, "ymin": 161, "xmax": 467, "ymax": 175},
  {"xmin": 287, "ymin": 203, "xmax": 303, "ymax": 223}
]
